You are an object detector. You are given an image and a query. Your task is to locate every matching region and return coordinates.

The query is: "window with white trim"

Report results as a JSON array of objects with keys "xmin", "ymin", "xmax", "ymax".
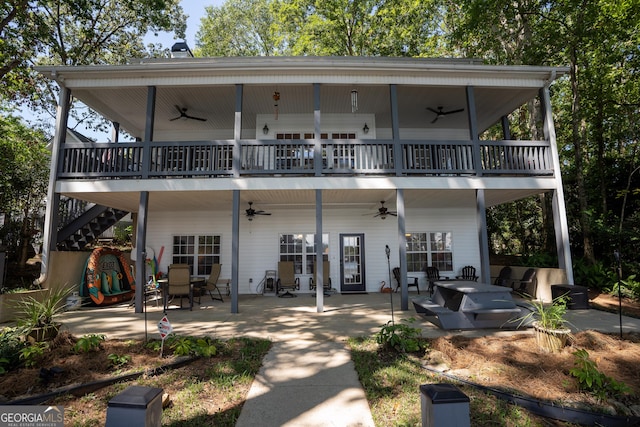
[
  {"xmin": 405, "ymin": 232, "xmax": 453, "ymax": 273},
  {"xmin": 279, "ymin": 233, "xmax": 329, "ymax": 274},
  {"xmin": 172, "ymin": 235, "xmax": 221, "ymax": 276}
]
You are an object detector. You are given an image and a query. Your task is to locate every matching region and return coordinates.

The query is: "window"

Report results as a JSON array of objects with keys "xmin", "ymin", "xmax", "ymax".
[
  {"xmin": 172, "ymin": 235, "xmax": 221, "ymax": 275},
  {"xmin": 280, "ymin": 233, "xmax": 329, "ymax": 274},
  {"xmin": 405, "ymin": 232, "xmax": 453, "ymax": 273}
]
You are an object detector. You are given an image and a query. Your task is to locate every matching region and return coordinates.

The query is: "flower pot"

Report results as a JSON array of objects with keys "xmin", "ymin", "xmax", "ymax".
[
  {"xmin": 532, "ymin": 321, "xmax": 570, "ymax": 353},
  {"xmin": 27, "ymin": 323, "xmax": 62, "ymax": 342}
]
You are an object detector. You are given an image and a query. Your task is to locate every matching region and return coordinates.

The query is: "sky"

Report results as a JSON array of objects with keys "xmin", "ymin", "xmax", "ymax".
[
  {"xmin": 146, "ymin": 0, "xmax": 225, "ymax": 51},
  {"xmin": 21, "ymin": 0, "xmax": 225, "ymax": 139}
]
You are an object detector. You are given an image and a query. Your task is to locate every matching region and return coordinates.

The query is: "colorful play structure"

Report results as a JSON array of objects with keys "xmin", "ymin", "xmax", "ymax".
[{"xmin": 80, "ymin": 247, "xmax": 135, "ymax": 306}]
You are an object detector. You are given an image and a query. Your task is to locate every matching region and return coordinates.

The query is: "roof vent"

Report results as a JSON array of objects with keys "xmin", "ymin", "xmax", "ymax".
[{"xmin": 170, "ymin": 42, "xmax": 193, "ymax": 58}]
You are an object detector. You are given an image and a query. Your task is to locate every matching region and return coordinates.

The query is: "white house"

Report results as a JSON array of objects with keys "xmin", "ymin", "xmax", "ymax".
[{"xmin": 37, "ymin": 56, "xmax": 572, "ymax": 314}]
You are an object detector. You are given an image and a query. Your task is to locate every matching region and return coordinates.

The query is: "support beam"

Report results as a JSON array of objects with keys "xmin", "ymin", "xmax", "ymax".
[
  {"xmin": 540, "ymin": 87, "xmax": 574, "ymax": 283},
  {"xmin": 397, "ymin": 189, "xmax": 408, "ymax": 310},
  {"xmin": 38, "ymin": 85, "xmax": 71, "ymax": 285},
  {"xmin": 476, "ymin": 190, "xmax": 491, "ymax": 284},
  {"xmin": 134, "ymin": 192, "xmax": 149, "ymax": 313},
  {"xmin": 233, "ymin": 84, "xmax": 243, "ymax": 177},
  {"xmin": 140, "ymin": 86, "xmax": 155, "ymax": 179},
  {"xmin": 315, "ymin": 190, "xmax": 324, "ymax": 312},
  {"xmin": 314, "ymin": 83, "xmax": 322, "ymax": 177},
  {"xmin": 231, "ymin": 190, "xmax": 240, "ymax": 313}
]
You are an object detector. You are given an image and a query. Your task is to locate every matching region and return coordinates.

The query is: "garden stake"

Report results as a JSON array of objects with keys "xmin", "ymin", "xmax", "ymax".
[{"xmin": 385, "ymin": 245, "xmax": 394, "ymax": 325}]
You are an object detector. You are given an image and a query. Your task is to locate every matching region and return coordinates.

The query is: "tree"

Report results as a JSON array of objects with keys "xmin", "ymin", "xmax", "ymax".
[
  {"xmin": 196, "ymin": 0, "xmax": 279, "ymax": 56},
  {"xmin": 1, "ymin": 0, "xmax": 187, "ymax": 108},
  {"xmin": 0, "ymin": 114, "xmax": 49, "ymax": 272}
]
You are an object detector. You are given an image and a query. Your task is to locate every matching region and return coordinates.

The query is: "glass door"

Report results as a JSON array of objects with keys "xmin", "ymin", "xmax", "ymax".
[{"xmin": 340, "ymin": 234, "xmax": 366, "ymax": 293}]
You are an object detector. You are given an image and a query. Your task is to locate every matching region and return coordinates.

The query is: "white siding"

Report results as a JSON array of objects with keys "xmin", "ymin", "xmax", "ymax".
[{"xmin": 145, "ymin": 206, "xmax": 481, "ymax": 295}]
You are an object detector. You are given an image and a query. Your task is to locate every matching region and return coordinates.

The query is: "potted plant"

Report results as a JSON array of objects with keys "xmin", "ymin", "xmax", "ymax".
[
  {"xmin": 517, "ymin": 294, "xmax": 572, "ymax": 353},
  {"xmin": 16, "ymin": 285, "xmax": 73, "ymax": 342}
]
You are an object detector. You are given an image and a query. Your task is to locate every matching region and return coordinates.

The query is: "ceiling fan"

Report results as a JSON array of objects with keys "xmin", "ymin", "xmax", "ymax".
[
  {"xmin": 373, "ymin": 201, "xmax": 397, "ymax": 220},
  {"xmin": 245, "ymin": 202, "xmax": 271, "ymax": 221},
  {"xmin": 169, "ymin": 105, "xmax": 207, "ymax": 122},
  {"xmin": 427, "ymin": 106, "xmax": 465, "ymax": 123}
]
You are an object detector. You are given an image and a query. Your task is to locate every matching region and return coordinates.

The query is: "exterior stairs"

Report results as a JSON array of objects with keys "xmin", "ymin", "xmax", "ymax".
[{"xmin": 57, "ymin": 204, "xmax": 128, "ymax": 251}]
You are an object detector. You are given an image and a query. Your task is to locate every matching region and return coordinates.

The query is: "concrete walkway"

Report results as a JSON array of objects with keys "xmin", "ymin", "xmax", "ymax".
[{"xmin": 56, "ymin": 292, "xmax": 640, "ymax": 426}]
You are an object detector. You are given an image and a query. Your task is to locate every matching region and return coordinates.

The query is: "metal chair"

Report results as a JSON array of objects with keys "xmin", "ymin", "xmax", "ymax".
[
  {"xmin": 514, "ymin": 268, "xmax": 537, "ymax": 299},
  {"xmin": 310, "ymin": 261, "xmax": 332, "ymax": 296},
  {"xmin": 425, "ymin": 266, "xmax": 447, "ymax": 296},
  {"xmin": 276, "ymin": 261, "xmax": 299, "ymax": 298},
  {"xmin": 456, "ymin": 265, "xmax": 478, "ymax": 281},
  {"xmin": 203, "ymin": 264, "xmax": 224, "ymax": 302},
  {"xmin": 493, "ymin": 266, "xmax": 512, "ymax": 287},
  {"xmin": 392, "ymin": 267, "xmax": 420, "ymax": 294},
  {"xmin": 165, "ymin": 264, "xmax": 196, "ymax": 310}
]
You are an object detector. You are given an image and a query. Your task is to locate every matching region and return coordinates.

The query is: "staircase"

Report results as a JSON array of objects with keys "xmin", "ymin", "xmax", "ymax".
[{"xmin": 57, "ymin": 204, "xmax": 129, "ymax": 251}]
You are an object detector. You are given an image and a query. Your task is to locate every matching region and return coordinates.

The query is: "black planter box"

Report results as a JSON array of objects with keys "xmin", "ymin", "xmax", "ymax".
[{"xmin": 551, "ymin": 284, "xmax": 590, "ymax": 310}]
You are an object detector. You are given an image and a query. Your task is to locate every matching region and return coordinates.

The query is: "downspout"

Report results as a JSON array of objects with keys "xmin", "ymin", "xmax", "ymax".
[{"xmin": 36, "ymin": 83, "xmax": 71, "ymax": 286}]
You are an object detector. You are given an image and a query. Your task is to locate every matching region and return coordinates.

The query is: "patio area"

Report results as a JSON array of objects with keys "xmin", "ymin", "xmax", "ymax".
[{"xmin": 57, "ymin": 292, "xmax": 640, "ymax": 342}]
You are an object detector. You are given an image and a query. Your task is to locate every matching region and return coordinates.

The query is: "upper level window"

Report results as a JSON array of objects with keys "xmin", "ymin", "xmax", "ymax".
[{"xmin": 172, "ymin": 235, "xmax": 221, "ymax": 276}]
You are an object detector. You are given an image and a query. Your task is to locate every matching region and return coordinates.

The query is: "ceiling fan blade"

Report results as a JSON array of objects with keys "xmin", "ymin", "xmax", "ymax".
[
  {"xmin": 185, "ymin": 114, "xmax": 207, "ymax": 122},
  {"xmin": 431, "ymin": 116, "xmax": 439, "ymax": 124},
  {"xmin": 442, "ymin": 108, "xmax": 464, "ymax": 115},
  {"xmin": 427, "ymin": 107, "xmax": 440, "ymax": 115},
  {"xmin": 169, "ymin": 116, "xmax": 181, "ymax": 121}
]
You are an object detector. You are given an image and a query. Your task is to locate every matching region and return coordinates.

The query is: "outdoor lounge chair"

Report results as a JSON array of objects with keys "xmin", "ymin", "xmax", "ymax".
[
  {"xmin": 276, "ymin": 261, "xmax": 299, "ymax": 298},
  {"xmin": 392, "ymin": 267, "xmax": 419, "ymax": 293},
  {"xmin": 310, "ymin": 261, "xmax": 332, "ymax": 296},
  {"xmin": 203, "ymin": 264, "xmax": 224, "ymax": 302},
  {"xmin": 165, "ymin": 264, "xmax": 197, "ymax": 310},
  {"xmin": 456, "ymin": 265, "xmax": 479, "ymax": 281},
  {"xmin": 513, "ymin": 268, "xmax": 537, "ymax": 299},
  {"xmin": 425, "ymin": 266, "xmax": 447, "ymax": 296},
  {"xmin": 493, "ymin": 266, "xmax": 512, "ymax": 288}
]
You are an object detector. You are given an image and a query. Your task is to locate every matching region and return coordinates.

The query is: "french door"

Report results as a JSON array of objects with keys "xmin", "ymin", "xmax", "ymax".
[{"xmin": 339, "ymin": 234, "xmax": 366, "ymax": 293}]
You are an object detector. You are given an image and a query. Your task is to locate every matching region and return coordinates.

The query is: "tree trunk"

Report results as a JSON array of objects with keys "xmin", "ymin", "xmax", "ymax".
[{"xmin": 570, "ymin": 46, "xmax": 595, "ymax": 263}]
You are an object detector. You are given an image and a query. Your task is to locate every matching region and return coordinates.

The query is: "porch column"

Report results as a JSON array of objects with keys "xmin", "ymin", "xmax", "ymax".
[
  {"xmin": 134, "ymin": 192, "xmax": 149, "ymax": 313},
  {"xmin": 140, "ymin": 86, "xmax": 156, "ymax": 179},
  {"xmin": 38, "ymin": 85, "xmax": 71, "ymax": 285},
  {"xmin": 315, "ymin": 190, "xmax": 324, "ymax": 312},
  {"xmin": 313, "ymin": 83, "xmax": 322, "ymax": 177},
  {"xmin": 389, "ymin": 84, "xmax": 401, "ymax": 176},
  {"xmin": 232, "ymin": 85, "xmax": 243, "ymax": 177},
  {"xmin": 396, "ymin": 189, "xmax": 409, "ymax": 310},
  {"xmin": 467, "ymin": 87, "xmax": 491, "ymax": 283},
  {"xmin": 231, "ymin": 190, "xmax": 240, "ymax": 313},
  {"xmin": 540, "ymin": 86, "xmax": 574, "ymax": 283}
]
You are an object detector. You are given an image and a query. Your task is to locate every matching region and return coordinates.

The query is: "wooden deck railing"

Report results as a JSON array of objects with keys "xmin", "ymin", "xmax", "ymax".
[{"xmin": 56, "ymin": 139, "xmax": 553, "ymax": 179}]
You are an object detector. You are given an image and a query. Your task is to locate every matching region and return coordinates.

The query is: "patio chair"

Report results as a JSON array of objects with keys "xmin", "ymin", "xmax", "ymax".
[
  {"xmin": 165, "ymin": 264, "xmax": 196, "ymax": 310},
  {"xmin": 392, "ymin": 267, "xmax": 419, "ymax": 294},
  {"xmin": 425, "ymin": 266, "xmax": 447, "ymax": 296},
  {"xmin": 276, "ymin": 261, "xmax": 299, "ymax": 298},
  {"xmin": 310, "ymin": 261, "xmax": 332, "ymax": 296},
  {"xmin": 203, "ymin": 264, "xmax": 224, "ymax": 302},
  {"xmin": 493, "ymin": 266, "xmax": 512, "ymax": 288},
  {"xmin": 513, "ymin": 268, "xmax": 537, "ymax": 299},
  {"xmin": 456, "ymin": 265, "xmax": 479, "ymax": 281}
]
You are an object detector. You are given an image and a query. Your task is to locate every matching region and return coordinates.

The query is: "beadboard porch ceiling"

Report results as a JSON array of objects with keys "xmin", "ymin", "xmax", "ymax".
[{"xmin": 60, "ymin": 187, "xmax": 547, "ymax": 214}]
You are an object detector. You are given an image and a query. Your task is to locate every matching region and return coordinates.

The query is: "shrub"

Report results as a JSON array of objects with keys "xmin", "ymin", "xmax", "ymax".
[
  {"xmin": 376, "ymin": 318, "xmax": 425, "ymax": 353},
  {"xmin": 570, "ymin": 349, "xmax": 632, "ymax": 401}
]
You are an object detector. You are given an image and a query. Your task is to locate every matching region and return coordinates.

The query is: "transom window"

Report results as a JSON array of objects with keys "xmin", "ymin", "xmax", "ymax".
[
  {"xmin": 172, "ymin": 235, "xmax": 221, "ymax": 276},
  {"xmin": 405, "ymin": 232, "xmax": 453, "ymax": 273},
  {"xmin": 279, "ymin": 233, "xmax": 329, "ymax": 274}
]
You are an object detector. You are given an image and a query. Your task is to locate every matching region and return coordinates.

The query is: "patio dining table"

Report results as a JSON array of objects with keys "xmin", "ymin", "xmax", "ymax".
[{"xmin": 412, "ymin": 280, "xmax": 523, "ymax": 329}]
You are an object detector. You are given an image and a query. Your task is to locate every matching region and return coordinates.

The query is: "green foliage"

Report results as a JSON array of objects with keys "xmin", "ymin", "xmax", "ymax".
[
  {"xmin": 0, "ymin": 327, "xmax": 27, "ymax": 373},
  {"xmin": 614, "ymin": 274, "xmax": 640, "ymax": 301},
  {"xmin": 107, "ymin": 353, "xmax": 131, "ymax": 367},
  {"xmin": 570, "ymin": 349, "xmax": 632, "ymax": 401},
  {"xmin": 376, "ymin": 318, "xmax": 424, "ymax": 353},
  {"xmin": 573, "ymin": 258, "xmax": 616, "ymax": 291},
  {"xmin": 73, "ymin": 334, "xmax": 106, "ymax": 353},
  {"xmin": 16, "ymin": 285, "xmax": 73, "ymax": 334},
  {"xmin": 166, "ymin": 335, "xmax": 218, "ymax": 357},
  {"xmin": 515, "ymin": 295, "xmax": 569, "ymax": 330},
  {"xmin": 19, "ymin": 341, "xmax": 48, "ymax": 368}
]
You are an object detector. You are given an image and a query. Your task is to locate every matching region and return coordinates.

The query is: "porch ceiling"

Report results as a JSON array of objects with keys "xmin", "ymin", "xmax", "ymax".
[
  {"xmin": 70, "ymin": 84, "xmax": 539, "ymax": 139},
  {"xmin": 61, "ymin": 187, "xmax": 546, "ymax": 214}
]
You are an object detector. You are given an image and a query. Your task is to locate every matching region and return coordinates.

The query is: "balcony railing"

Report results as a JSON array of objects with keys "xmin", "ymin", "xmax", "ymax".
[{"xmin": 56, "ymin": 139, "xmax": 553, "ymax": 179}]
